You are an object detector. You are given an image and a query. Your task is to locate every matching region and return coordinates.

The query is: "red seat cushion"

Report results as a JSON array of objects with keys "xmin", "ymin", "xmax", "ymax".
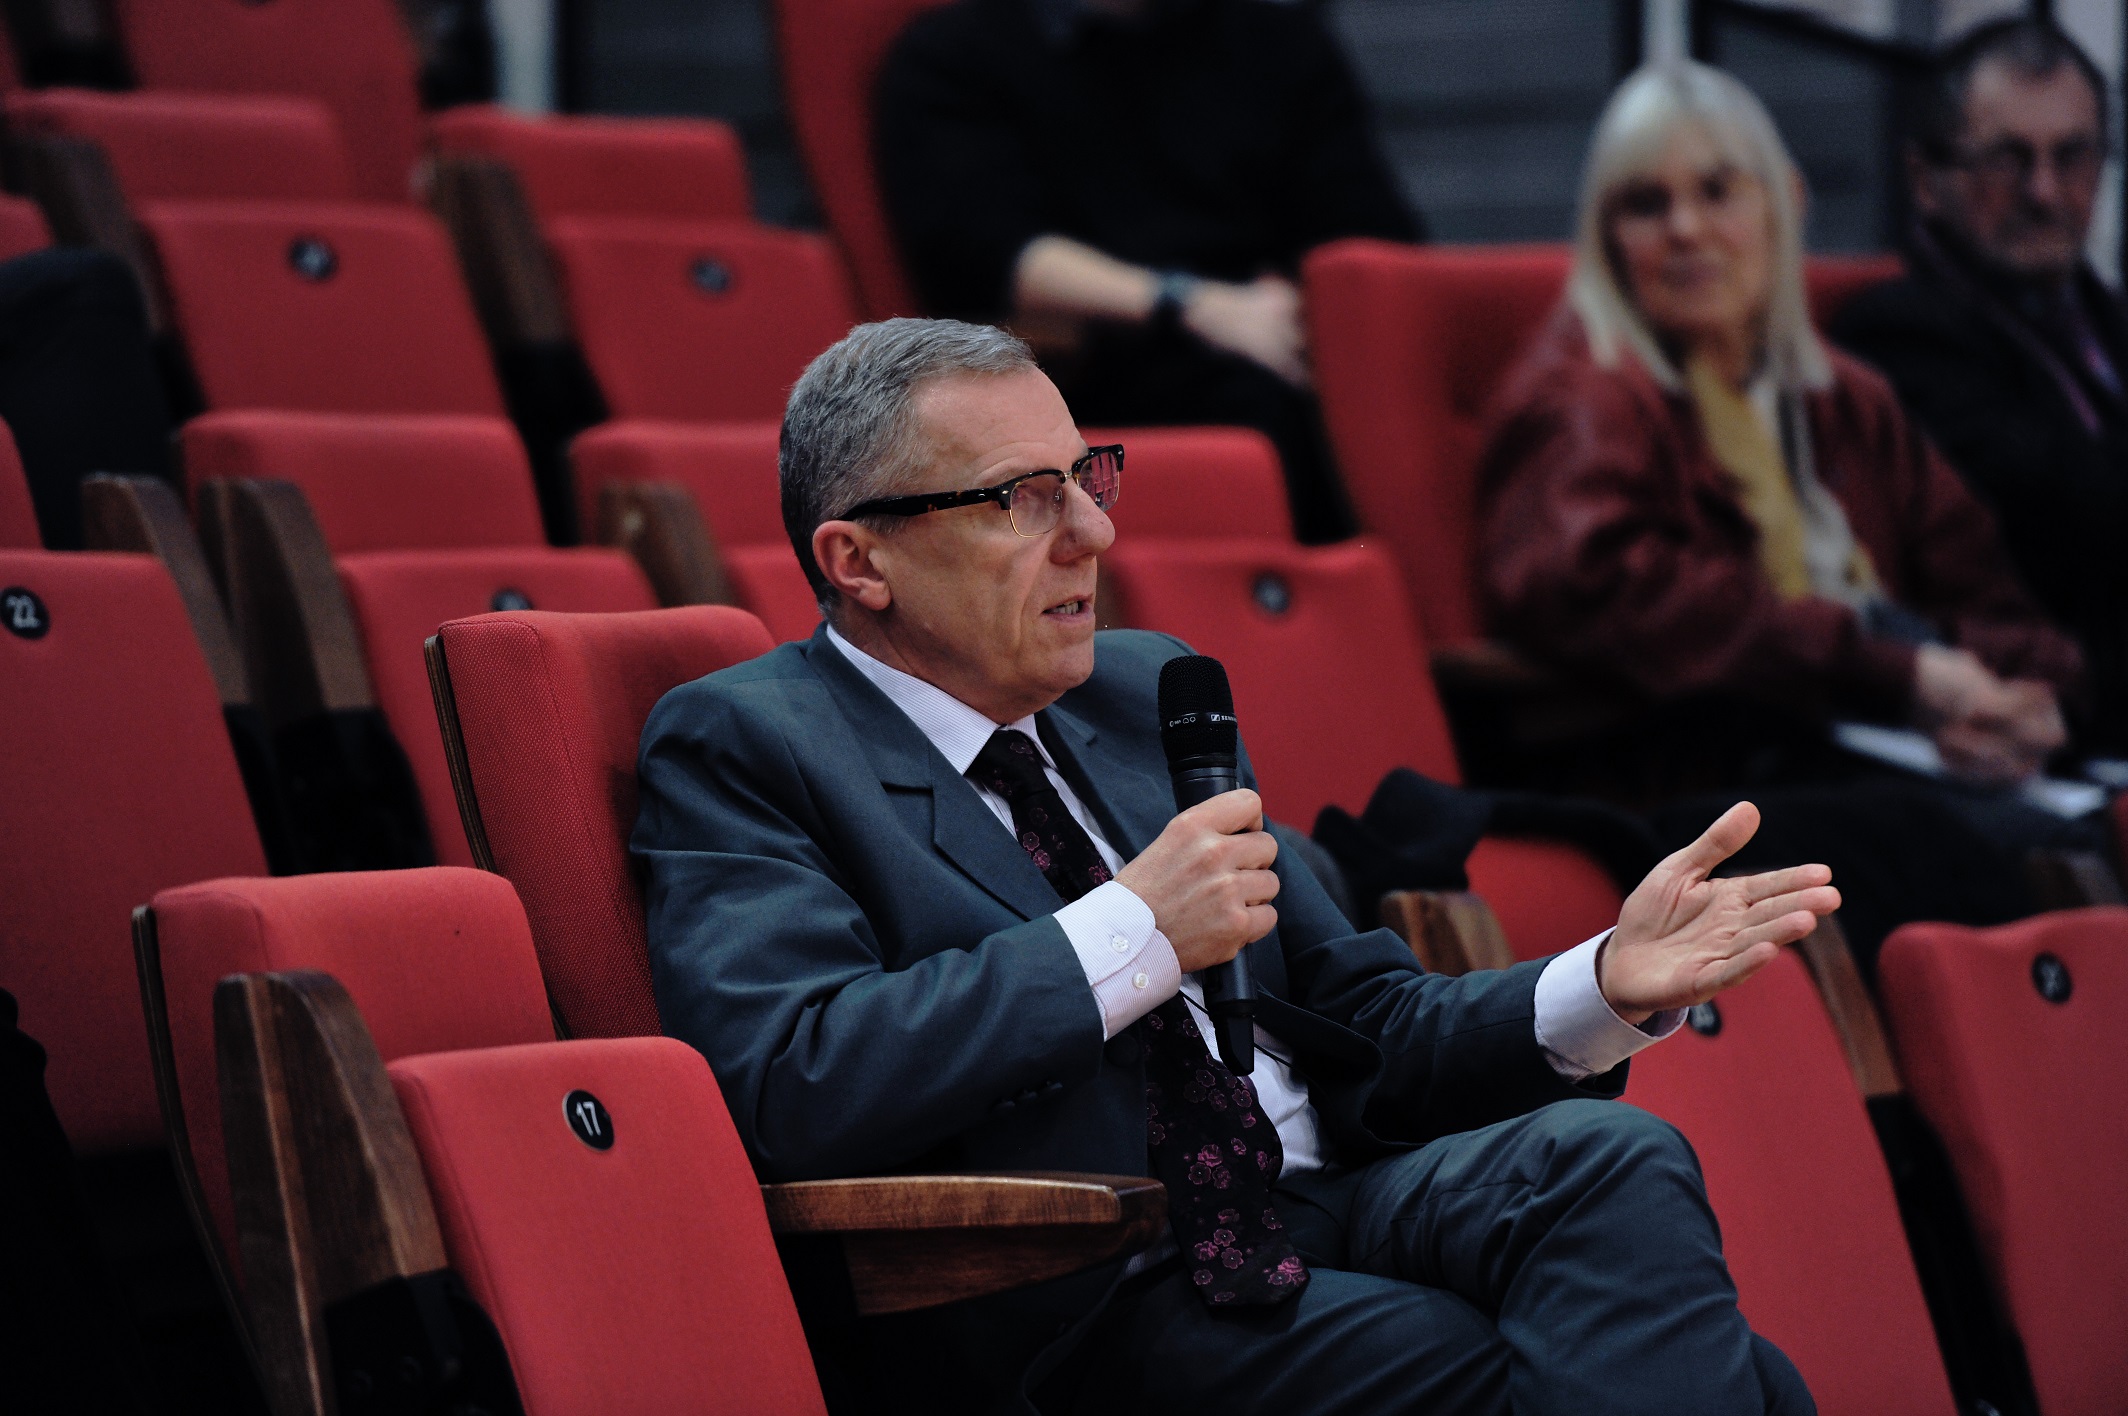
[
  {"xmin": 148, "ymin": 868, "xmax": 552, "ymax": 1274},
  {"xmin": 429, "ymin": 106, "xmax": 752, "ymax": 223},
  {"xmin": 110, "ymin": 0, "xmax": 423, "ymax": 202},
  {"xmin": 5, "ymin": 88, "xmax": 356, "ymax": 201},
  {"xmin": 545, "ymin": 216, "xmax": 857, "ymax": 422},
  {"xmin": 390, "ymin": 1037, "xmax": 827, "ymax": 1415},
  {"xmin": 1086, "ymin": 425, "xmax": 1292, "ymax": 542},
  {"xmin": 1627, "ymin": 949, "xmax": 1956, "ymax": 1415},
  {"xmin": 0, "ymin": 419, "xmax": 36, "ymax": 548},
  {"xmin": 0, "ymin": 551, "xmax": 267, "ymax": 1151},
  {"xmin": 0, "ymin": 192, "xmax": 53, "ymax": 261},
  {"xmin": 181, "ymin": 411, "xmax": 544, "ymax": 551},
  {"xmin": 139, "ymin": 200, "xmax": 506, "ymax": 416},
  {"xmin": 774, "ymin": 0, "xmax": 949, "ymax": 319},
  {"xmin": 1879, "ymin": 909, "xmax": 2128, "ymax": 1416},
  {"xmin": 434, "ymin": 606, "xmax": 776, "ymax": 1036},
  {"xmin": 337, "ymin": 549, "xmax": 658, "ymax": 865}
]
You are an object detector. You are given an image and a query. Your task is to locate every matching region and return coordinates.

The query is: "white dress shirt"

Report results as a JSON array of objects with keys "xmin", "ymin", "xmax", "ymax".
[{"xmin": 826, "ymin": 626, "xmax": 1682, "ymax": 1180}]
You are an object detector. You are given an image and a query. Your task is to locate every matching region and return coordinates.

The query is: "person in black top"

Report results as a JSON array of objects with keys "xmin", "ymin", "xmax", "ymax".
[
  {"xmin": 874, "ymin": 0, "xmax": 1422, "ymax": 542},
  {"xmin": 1832, "ymin": 19, "xmax": 2128, "ymax": 753}
]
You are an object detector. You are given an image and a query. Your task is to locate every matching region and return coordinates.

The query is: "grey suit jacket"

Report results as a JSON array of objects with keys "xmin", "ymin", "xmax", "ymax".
[{"xmin": 634, "ymin": 625, "xmax": 1619, "ymax": 1413}]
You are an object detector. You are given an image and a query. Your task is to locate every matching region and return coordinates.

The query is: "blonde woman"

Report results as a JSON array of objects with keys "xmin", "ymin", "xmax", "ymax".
[{"xmin": 1477, "ymin": 62, "xmax": 2079, "ymax": 791}]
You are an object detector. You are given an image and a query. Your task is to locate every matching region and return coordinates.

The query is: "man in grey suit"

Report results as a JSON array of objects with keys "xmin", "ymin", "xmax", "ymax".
[{"xmin": 634, "ymin": 319, "xmax": 1837, "ymax": 1415}]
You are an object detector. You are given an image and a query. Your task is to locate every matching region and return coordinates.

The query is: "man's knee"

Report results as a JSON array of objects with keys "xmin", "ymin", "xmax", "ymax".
[{"xmin": 1528, "ymin": 1098, "xmax": 1700, "ymax": 1183}]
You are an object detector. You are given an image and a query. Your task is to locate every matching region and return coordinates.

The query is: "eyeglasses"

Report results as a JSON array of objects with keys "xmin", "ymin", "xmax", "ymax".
[
  {"xmin": 836, "ymin": 444, "xmax": 1124, "ymax": 538},
  {"xmin": 1950, "ymin": 136, "xmax": 2106, "ymax": 189}
]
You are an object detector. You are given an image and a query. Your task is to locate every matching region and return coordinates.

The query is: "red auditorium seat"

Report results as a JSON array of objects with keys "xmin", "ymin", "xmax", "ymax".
[
  {"xmin": 1101, "ymin": 537, "xmax": 1622, "ymax": 956},
  {"xmin": 108, "ymin": 0, "xmax": 424, "ymax": 202},
  {"xmin": 337, "ymin": 549, "xmax": 658, "ymax": 865},
  {"xmin": 181, "ymin": 411, "xmax": 545, "ymax": 552},
  {"xmin": 542, "ymin": 215, "xmax": 858, "ymax": 421},
  {"xmin": 1626, "ymin": 947, "xmax": 1957, "ymax": 1415},
  {"xmin": 0, "ymin": 419, "xmax": 36, "ymax": 547},
  {"xmin": 0, "ymin": 191, "xmax": 53, "ymax": 259},
  {"xmin": 1304, "ymin": 241, "xmax": 1903, "ymax": 648},
  {"xmin": 774, "ymin": 0, "xmax": 949, "ymax": 318},
  {"xmin": 429, "ymin": 106, "xmax": 754, "ymax": 224},
  {"xmin": 4, "ymin": 88, "xmax": 357, "ymax": 201},
  {"xmin": 1879, "ymin": 909, "xmax": 2128, "ymax": 1416},
  {"xmin": 139, "ymin": 201, "xmax": 506, "ymax": 416},
  {"xmin": 0, "ymin": 550, "xmax": 267, "ymax": 1152},
  {"xmin": 427, "ymin": 605, "xmax": 776, "ymax": 1036},
  {"xmin": 1089, "ymin": 425, "xmax": 1293, "ymax": 543},
  {"xmin": 569, "ymin": 420, "xmax": 820, "ymax": 640},
  {"xmin": 137, "ymin": 868, "xmax": 552, "ymax": 1288},
  {"xmin": 390, "ymin": 1037, "xmax": 830, "ymax": 1416}
]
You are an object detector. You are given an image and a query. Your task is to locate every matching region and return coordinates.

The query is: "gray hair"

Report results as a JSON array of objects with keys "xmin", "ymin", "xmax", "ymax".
[
  {"xmin": 779, "ymin": 318, "xmax": 1038, "ymax": 613},
  {"xmin": 1569, "ymin": 62, "xmax": 1832, "ymax": 393}
]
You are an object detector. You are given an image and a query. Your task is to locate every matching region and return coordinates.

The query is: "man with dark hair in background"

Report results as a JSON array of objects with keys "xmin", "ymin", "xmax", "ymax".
[
  {"xmin": 873, "ymin": 0, "xmax": 1422, "ymax": 544},
  {"xmin": 1833, "ymin": 19, "xmax": 2128, "ymax": 753}
]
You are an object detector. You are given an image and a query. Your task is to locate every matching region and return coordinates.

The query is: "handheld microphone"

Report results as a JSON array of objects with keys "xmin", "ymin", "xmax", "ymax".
[{"xmin": 1156, "ymin": 654, "xmax": 1255, "ymax": 1074}]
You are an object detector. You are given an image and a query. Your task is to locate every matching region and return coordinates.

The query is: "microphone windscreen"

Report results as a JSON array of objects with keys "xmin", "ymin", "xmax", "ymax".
[{"xmin": 1158, "ymin": 654, "xmax": 1238, "ymax": 761}]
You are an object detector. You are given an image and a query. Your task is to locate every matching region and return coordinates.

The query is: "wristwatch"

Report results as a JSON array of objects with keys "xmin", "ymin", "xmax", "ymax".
[{"xmin": 1149, "ymin": 269, "xmax": 1204, "ymax": 327}]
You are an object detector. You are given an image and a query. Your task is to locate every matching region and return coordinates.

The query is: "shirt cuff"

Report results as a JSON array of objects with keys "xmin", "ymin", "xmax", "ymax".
[
  {"xmin": 1056, "ymin": 880, "xmax": 1182, "ymax": 1040},
  {"xmin": 1533, "ymin": 931, "xmax": 1686, "ymax": 1082}
]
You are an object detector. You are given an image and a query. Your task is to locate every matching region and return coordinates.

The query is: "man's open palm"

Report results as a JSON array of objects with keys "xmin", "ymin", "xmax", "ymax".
[{"xmin": 1600, "ymin": 802, "xmax": 1840, "ymax": 1024}]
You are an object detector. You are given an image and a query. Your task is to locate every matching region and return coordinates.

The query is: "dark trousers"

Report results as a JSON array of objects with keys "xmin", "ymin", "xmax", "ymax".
[
  {"xmin": 0, "ymin": 248, "xmax": 173, "ymax": 550},
  {"xmin": 1054, "ymin": 322, "xmax": 1357, "ymax": 545},
  {"xmin": 1048, "ymin": 1099, "xmax": 1814, "ymax": 1416}
]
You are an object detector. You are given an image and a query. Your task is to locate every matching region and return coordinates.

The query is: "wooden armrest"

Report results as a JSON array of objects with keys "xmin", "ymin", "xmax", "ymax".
[
  {"xmin": 595, "ymin": 480, "xmax": 735, "ymax": 609},
  {"xmin": 765, "ymin": 1173, "xmax": 1166, "ymax": 1316},
  {"xmin": 195, "ymin": 477, "xmax": 375, "ymax": 726},
  {"xmin": 80, "ymin": 473, "xmax": 250, "ymax": 707},
  {"xmin": 1378, "ymin": 889, "xmax": 1514, "ymax": 977},
  {"xmin": 1791, "ymin": 916, "xmax": 1903, "ymax": 1100},
  {"xmin": 428, "ymin": 152, "xmax": 569, "ymax": 348}
]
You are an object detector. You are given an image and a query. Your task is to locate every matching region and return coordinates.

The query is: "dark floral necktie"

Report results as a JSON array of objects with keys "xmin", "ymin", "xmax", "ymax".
[{"xmin": 965, "ymin": 729, "xmax": 1308, "ymax": 1307}]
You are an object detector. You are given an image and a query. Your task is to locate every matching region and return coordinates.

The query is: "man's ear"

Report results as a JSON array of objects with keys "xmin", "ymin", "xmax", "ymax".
[{"xmin": 812, "ymin": 519, "xmax": 893, "ymax": 613}]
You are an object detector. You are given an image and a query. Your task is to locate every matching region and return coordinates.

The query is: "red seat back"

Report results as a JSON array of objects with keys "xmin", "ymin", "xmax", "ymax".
[
  {"xmin": 5, "ymin": 88, "xmax": 357, "ymax": 201},
  {"xmin": 0, "ymin": 192, "xmax": 54, "ymax": 260},
  {"xmin": 110, "ymin": 0, "xmax": 423, "ymax": 202},
  {"xmin": 1088, "ymin": 425, "xmax": 1293, "ymax": 542},
  {"xmin": 1627, "ymin": 949, "xmax": 1956, "ymax": 1415},
  {"xmin": 1101, "ymin": 536, "xmax": 1621, "ymax": 953},
  {"xmin": 1879, "ymin": 908, "xmax": 2128, "ymax": 1416},
  {"xmin": 140, "ymin": 201, "xmax": 506, "ymax": 417},
  {"xmin": 1305, "ymin": 241, "xmax": 1908, "ymax": 646},
  {"xmin": 0, "ymin": 552, "xmax": 267, "ymax": 1150},
  {"xmin": 0, "ymin": 419, "xmax": 36, "ymax": 547},
  {"xmin": 391, "ymin": 1037, "xmax": 827, "ymax": 1415},
  {"xmin": 337, "ymin": 549, "xmax": 658, "ymax": 865},
  {"xmin": 146, "ymin": 868, "xmax": 552, "ymax": 1274},
  {"xmin": 430, "ymin": 106, "xmax": 753, "ymax": 223},
  {"xmin": 1305, "ymin": 240, "xmax": 1570, "ymax": 646},
  {"xmin": 544, "ymin": 216, "xmax": 857, "ymax": 422},
  {"xmin": 1102, "ymin": 537, "xmax": 1459, "ymax": 819},
  {"xmin": 181, "ymin": 411, "xmax": 545, "ymax": 551},
  {"xmin": 773, "ymin": 0, "xmax": 949, "ymax": 318},
  {"xmin": 431, "ymin": 606, "xmax": 776, "ymax": 1035},
  {"xmin": 570, "ymin": 420, "xmax": 818, "ymax": 641}
]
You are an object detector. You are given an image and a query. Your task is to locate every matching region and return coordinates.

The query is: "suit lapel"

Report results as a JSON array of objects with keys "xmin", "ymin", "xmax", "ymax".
[
  {"xmin": 801, "ymin": 630, "xmax": 1063, "ymax": 923},
  {"xmin": 1038, "ymin": 704, "xmax": 1170, "ymax": 862}
]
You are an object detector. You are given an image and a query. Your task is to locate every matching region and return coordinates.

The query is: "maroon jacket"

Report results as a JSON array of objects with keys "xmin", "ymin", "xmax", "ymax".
[{"xmin": 1477, "ymin": 313, "xmax": 2083, "ymax": 724}]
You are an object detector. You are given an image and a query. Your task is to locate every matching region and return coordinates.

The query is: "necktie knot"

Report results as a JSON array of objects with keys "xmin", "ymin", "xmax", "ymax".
[{"xmin": 968, "ymin": 729, "xmax": 1053, "ymax": 803}]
